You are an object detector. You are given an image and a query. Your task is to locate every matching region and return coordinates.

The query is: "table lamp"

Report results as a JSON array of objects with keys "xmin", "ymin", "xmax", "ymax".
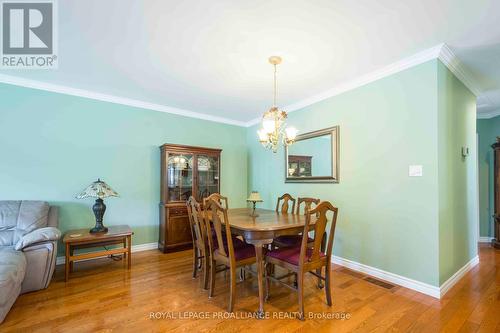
[
  {"xmin": 247, "ymin": 191, "xmax": 263, "ymax": 217},
  {"xmin": 76, "ymin": 179, "xmax": 119, "ymax": 233}
]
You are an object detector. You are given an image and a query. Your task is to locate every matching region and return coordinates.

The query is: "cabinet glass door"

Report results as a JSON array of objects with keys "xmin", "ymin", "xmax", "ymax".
[
  {"xmin": 196, "ymin": 154, "xmax": 219, "ymax": 201},
  {"xmin": 167, "ymin": 153, "xmax": 193, "ymax": 202}
]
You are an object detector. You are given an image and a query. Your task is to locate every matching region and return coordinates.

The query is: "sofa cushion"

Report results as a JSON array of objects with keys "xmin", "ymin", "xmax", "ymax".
[
  {"xmin": 14, "ymin": 227, "xmax": 61, "ymax": 251},
  {"xmin": 0, "ymin": 246, "xmax": 27, "ymax": 322},
  {"xmin": 0, "ymin": 201, "xmax": 49, "ymax": 246}
]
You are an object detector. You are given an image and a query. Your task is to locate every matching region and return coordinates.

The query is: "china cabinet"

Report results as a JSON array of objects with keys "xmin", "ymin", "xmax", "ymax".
[
  {"xmin": 287, "ymin": 155, "xmax": 312, "ymax": 177},
  {"xmin": 159, "ymin": 144, "xmax": 221, "ymax": 253}
]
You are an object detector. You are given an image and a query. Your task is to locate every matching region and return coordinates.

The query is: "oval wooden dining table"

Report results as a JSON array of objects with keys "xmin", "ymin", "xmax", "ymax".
[{"xmin": 211, "ymin": 208, "xmax": 317, "ymax": 318}]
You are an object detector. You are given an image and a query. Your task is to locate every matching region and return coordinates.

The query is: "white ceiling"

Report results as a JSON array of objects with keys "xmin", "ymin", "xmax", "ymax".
[{"xmin": 2, "ymin": 0, "xmax": 500, "ymax": 122}]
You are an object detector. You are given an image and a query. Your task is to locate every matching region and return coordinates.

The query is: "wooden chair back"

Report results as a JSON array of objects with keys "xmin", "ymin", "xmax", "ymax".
[
  {"xmin": 276, "ymin": 193, "xmax": 296, "ymax": 214},
  {"xmin": 204, "ymin": 198, "xmax": 234, "ymax": 259},
  {"xmin": 296, "ymin": 197, "xmax": 320, "ymax": 215},
  {"xmin": 299, "ymin": 201, "xmax": 339, "ymax": 264},
  {"xmin": 186, "ymin": 196, "xmax": 207, "ymax": 249},
  {"xmin": 203, "ymin": 192, "xmax": 229, "ymax": 209}
]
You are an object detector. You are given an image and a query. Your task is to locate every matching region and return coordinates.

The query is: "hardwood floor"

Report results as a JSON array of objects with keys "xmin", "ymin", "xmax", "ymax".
[{"xmin": 2, "ymin": 244, "xmax": 499, "ymax": 332}]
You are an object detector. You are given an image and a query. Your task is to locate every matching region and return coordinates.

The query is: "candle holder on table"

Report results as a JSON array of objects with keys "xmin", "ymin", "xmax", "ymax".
[{"xmin": 246, "ymin": 191, "xmax": 263, "ymax": 217}]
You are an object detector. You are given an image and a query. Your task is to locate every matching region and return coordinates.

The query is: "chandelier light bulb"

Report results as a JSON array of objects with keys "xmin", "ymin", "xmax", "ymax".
[
  {"xmin": 285, "ymin": 127, "xmax": 298, "ymax": 140},
  {"xmin": 263, "ymin": 119, "xmax": 275, "ymax": 134},
  {"xmin": 257, "ymin": 129, "xmax": 269, "ymax": 143}
]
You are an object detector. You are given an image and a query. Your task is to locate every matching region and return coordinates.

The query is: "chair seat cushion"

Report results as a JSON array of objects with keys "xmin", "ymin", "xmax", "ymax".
[
  {"xmin": 215, "ymin": 243, "xmax": 264, "ymax": 261},
  {"xmin": 273, "ymin": 235, "xmax": 313, "ymax": 247},
  {"xmin": 212, "ymin": 234, "xmax": 246, "ymax": 250},
  {"xmin": 267, "ymin": 246, "xmax": 325, "ymax": 266}
]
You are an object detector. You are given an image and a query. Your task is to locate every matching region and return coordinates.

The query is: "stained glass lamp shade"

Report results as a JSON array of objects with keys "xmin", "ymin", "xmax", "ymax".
[
  {"xmin": 76, "ymin": 179, "xmax": 119, "ymax": 199},
  {"xmin": 76, "ymin": 179, "xmax": 119, "ymax": 233}
]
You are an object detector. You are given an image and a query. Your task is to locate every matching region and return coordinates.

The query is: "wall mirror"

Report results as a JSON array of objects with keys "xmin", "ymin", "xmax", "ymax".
[{"xmin": 285, "ymin": 126, "xmax": 339, "ymax": 183}]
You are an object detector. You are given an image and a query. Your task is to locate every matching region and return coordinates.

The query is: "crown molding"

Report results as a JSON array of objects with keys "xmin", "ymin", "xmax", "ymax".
[
  {"xmin": 1, "ymin": 43, "xmax": 480, "ymax": 128},
  {"xmin": 0, "ymin": 74, "xmax": 247, "ymax": 127},
  {"xmin": 246, "ymin": 43, "xmax": 481, "ymax": 127},
  {"xmin": 437, "ymin": 44, "xmax": 481, "ymax": 96},
  {"xmin": 477, "ymin": 108, "xmax": 500, "ymax": 119}
]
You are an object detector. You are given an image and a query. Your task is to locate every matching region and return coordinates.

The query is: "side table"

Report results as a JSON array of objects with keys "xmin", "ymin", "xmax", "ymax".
[{"xmin": 62, "ymin": 225, "xmax": 133, "ymax": 281}]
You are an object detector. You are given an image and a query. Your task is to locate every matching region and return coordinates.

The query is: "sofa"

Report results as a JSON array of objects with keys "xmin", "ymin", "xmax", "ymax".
[{"xmin": 0, "ymin": 201, "xmax": 61, "ymax": 323}]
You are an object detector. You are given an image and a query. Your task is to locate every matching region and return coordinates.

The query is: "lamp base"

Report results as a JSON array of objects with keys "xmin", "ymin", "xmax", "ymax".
[
  {"xmin": 90, "ymin": 198, "xmax": 108, "ymax": 234},
  {"xmin": 249, "ymin": 201, "xmax": 259, "ymax": 217},
  {"xmin": 90, "ymin": 225, "xmax": 108, "ymax": 234}
]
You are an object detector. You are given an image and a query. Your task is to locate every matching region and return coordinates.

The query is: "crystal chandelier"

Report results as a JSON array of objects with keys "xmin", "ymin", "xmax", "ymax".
[{"xmin": 257, "ymin": 56, "xmax": 297, "ymax": 153}]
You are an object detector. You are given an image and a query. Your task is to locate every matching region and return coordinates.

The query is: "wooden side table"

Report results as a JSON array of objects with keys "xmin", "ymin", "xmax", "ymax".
[{"xmin": 62, "ymin": 225, "xmax": 133, "ymax": 281}]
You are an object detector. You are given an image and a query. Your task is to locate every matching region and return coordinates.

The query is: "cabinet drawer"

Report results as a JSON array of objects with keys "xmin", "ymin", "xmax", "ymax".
[{"xmin": 169, "ymin": 207, "xmax": 187, "ymax": 217}]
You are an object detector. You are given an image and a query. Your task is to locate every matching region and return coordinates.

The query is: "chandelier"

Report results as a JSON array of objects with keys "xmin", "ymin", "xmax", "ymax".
[{"xmin": 257, "ymin": 56, "xmax": 297, "ymax": 153}]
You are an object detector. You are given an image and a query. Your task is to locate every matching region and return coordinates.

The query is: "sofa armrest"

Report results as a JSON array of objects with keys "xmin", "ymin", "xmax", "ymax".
[
  {"xmin": 21, "ymin": 241, "xmax": 58, "ymax": 293},
  {"xmin": 15, "ymin": 227, "xmax": 61, "ymax": 251}
]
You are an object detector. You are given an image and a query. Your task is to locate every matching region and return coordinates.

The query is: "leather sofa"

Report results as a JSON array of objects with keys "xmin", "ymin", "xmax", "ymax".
[{"xmin": 0, "ymin": 201, "xmax": 61, "ymax": 323}]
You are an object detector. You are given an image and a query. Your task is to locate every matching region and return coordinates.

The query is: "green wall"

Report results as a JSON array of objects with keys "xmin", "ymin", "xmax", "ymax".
[
  {"xmin": 248, "ymin": 60, "xmax": 441, "ymax": 286},
  {"xmin": 0, "ymin": 83, "xmax": 248, "ymax": 252},
  {"xmin": 0, "ymin": 58, "xmax": 478, "ymax": 289},
  {"xmin": 437, "ymin": 62, "xmax": 478, "ymax": 285},
  {"xmin": 477, "ymin": 115, "xmax": 500, "ymax": 238}
]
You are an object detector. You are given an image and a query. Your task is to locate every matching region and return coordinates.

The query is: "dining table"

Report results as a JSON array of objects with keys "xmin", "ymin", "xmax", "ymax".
[{"xmin": 219, "ymin": 207, "xmax": 318, "ymax": 318}]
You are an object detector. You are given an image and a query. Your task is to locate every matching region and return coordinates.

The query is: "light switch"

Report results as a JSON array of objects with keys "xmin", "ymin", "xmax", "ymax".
[{"xmin": 409, "ymin": 165, "xmax": 423, "ymax": 177}]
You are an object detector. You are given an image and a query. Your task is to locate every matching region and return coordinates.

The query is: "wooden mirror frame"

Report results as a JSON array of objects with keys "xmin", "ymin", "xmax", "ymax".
[{"xmin": 285, "ymin": 126, "xmax": 339, "ymax": 183}]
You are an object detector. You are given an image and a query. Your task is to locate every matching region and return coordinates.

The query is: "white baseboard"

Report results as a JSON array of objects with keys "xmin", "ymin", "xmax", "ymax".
[
  {"xmin": 332, "ymin": 254, "xmax": 480, "ymax": 299},
  {"xmin": 55, "ymin": 242, "xmax": 158, "ymax": 266},
  {"xmin": 439, "ymin": 255, "xmax": 479, "ymax": 297},
  {"xmin": 332, "ymin": 256, "xmax": 440, "ymax": 298},
  {"xmin": 478, "ymin": 237, "xmax": 494, "ymax": 243},
  {"xmin": 130, "ymin": 242, "xmax": 159, "ymax": 252}
]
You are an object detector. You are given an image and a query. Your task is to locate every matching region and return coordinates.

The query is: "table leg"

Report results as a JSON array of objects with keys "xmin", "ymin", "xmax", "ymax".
[
  {"xmin": 123, "ymin": 237, "xmax": 127, "ymax": 261},
  {"xmin": 65, "ymin": 243, "xmax": 70, "ymax": 282},
  {"xmin": 127, "ymin": 235, "xmax": 131, "ymax": 269},
  {"xmin": 70, "ymin": 247, "xmax": 74, "ymax": 272},
  {"xmin": 247, "ymin": 239, "xmax": 273, "ymax": 319}
]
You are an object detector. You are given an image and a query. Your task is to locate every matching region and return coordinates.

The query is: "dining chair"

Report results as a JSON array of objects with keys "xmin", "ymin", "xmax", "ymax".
[
  {"xmin": 265, "ymin": 201, "xmax": 339, "ymax": 320},
  {"xmin": 203, "ymin": 192, "xmax": 244, "ymax": 247},
  {"xmin": 204, "ymin": 198, "xmax": 259, "ymax": 312},
  {"xmin": 186, "ymin": 196, "xmax": 209, "ymax": 289},
  {"xmin": 274, "ymin": 197, "xmax": 320, "ymax": 248},
  {"xmin": 203, "ymin": 192, "xmax": 229, "ymax": 209},
  {"xmin": 275, "ymin": 193, "xmax": 296, "ymax": 214},
  {"xmin": 296, "ymin": 197, "xmax": 320, "ymax": 215}
]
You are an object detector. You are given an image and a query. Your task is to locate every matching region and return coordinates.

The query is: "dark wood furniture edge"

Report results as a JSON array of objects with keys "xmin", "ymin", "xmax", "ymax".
[
  {"xmin": 492, "ymin": 138, "xmax": 500, "ymax": 249},
  {"xmin": 159, "ymin": 143, "xmax": 222, "ymax": 154}
]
